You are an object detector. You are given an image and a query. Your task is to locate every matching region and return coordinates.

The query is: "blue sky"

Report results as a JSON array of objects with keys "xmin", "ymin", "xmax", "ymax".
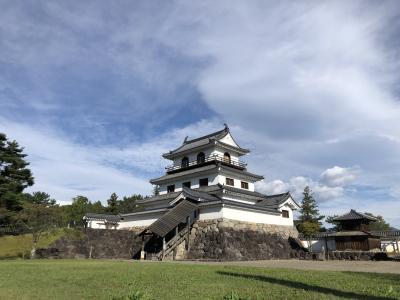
[{"xmin": 1, "ymin": 1, "xmax": 400, "ymax": 227}]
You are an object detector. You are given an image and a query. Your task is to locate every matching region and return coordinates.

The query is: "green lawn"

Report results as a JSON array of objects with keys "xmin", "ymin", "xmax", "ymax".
[
  {"xmin": 0, "ymin": 230, "xmax": 68, "ymax": 259},
  {"xmin": 0, "ymin": 260, "xmax": 399, "ymax": 300}
]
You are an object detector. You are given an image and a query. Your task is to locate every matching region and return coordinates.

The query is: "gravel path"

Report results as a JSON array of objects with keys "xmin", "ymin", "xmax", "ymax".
[{"xmin": 171, "ymin": 259, "xmax": 400, "ymax": 274}]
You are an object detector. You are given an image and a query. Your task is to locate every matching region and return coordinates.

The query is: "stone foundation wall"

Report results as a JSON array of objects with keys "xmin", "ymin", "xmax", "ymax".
[
  {"xmin": 187, "ymin": 218, "xmax": 302, "ymax": 260},
  {"xmin": 36, "ymin": 228, "xmax": 141, "ymax": 259}
]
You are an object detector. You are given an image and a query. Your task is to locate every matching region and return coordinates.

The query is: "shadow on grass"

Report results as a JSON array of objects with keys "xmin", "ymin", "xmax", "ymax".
[{"xmin": 217, "ymin": 271, "xmax": 396, "ymax": 300}]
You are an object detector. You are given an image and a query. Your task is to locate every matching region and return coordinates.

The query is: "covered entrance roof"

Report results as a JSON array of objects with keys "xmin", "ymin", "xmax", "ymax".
[{"xmin": 141, "ymin": 199, "xmax": 198, "ymax": 237}]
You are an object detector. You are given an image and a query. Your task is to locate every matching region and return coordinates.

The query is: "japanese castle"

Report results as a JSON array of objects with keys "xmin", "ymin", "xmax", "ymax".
[{"xmin": 85, "ymin": 124, "xmax": 299, "ymax": 231}]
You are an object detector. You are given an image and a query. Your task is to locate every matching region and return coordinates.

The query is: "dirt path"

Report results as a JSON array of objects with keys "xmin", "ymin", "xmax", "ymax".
[{"xmin": 170, "ymin": 259, "xmax": 400, "ymax": 274}]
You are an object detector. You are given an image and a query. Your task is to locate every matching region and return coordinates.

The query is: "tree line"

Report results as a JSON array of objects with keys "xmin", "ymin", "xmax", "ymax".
[{"xmin": 0, "ymin": 133, "xmax": 147, "ymax": 234}]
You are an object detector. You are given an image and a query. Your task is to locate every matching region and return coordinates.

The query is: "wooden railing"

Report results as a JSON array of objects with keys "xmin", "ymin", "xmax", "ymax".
[
  {"xmin": 154, "ymin": 214, "xmax": 198, "ymax": 261},
  {"xmin": 166, "ymin": 154, "xmax": 246, "ymax": 172}
]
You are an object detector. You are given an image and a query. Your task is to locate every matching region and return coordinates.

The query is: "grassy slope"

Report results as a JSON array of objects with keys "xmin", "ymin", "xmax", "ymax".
[
  {"xmin": 0, "ymin": 260, "xmax": 399, "ymax": 300},
  {"xmin": 0, "ymin": 230, "xmax": 66, "ymax": 258}
]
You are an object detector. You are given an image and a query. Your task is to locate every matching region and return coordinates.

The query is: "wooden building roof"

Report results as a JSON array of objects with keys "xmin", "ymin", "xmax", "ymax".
[
  {"xmin": 162, "ymin": 125, "xmax": 249, "ymax": 159},
  {"xmin": 144, "ymin": 200, "xmax": 198, "ymax": 237},
  {"xmin": 83, "ymin": 213, "xmax": 121, "ymax": 223},
  {"xmin": 333, "ymin": 209, "xmax": 378, "ymax": 222}
]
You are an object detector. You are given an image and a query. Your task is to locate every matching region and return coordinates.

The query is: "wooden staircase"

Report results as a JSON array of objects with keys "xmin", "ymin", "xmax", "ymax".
[{"xmin": 154, "ymin": 226, "xmax": 190, "ymax": 261}]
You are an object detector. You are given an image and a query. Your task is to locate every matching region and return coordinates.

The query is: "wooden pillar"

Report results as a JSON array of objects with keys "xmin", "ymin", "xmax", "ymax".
[
  {"xmin": 162, "ymin": 237, "xmax": 166, "ymax": 260},
  {"xmin": 186, "ymin": 216, "xmax": 191, "ymax": 251},
  {"xmin": 140, "ymin": 235, "xmax": 145, "ymax": 260},
  {"xmin": 324, "ymin": 236, "xmax": 329, "ymax": 260}
]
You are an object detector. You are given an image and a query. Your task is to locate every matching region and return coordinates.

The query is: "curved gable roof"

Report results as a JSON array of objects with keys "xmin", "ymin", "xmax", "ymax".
[{"xmin": 162, "ymin": 125, "xmax": 249, "ymax": 159}]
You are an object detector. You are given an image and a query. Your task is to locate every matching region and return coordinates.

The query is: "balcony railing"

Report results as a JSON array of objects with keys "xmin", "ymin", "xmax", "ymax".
[{"xmin": 165, "ymin": 154, "xmax": 247, "ymax": 173}]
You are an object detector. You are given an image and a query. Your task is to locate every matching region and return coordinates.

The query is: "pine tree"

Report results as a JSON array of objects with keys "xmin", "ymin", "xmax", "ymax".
[
  {"xmin": 0, "ymin": 133, "xmax": 34, "ymax": 224},
  {"xmin": 107, "ymin": 192, "xmax": 119, "ymax": 213},
  {"xmin": 296, "ymin": 186, "xmax": 324, "ymax": 237},
  {"xmin": 153, "ymin": 185, "xmax": 160, "ymax": 196}
]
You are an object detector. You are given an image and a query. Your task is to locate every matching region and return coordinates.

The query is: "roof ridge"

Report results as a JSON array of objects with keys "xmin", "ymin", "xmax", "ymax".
[
  {"xmin": 183, "ymin": 127, "xmax": 228, "ymax": 145},
  {"xmin": 264, "ymin": 192, "xmax": 290, "ymax": 197}
]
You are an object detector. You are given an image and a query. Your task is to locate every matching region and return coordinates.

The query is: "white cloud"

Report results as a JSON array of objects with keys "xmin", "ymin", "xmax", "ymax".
[
  {"xmin": 256, "ymin": 166, "xmax": 356, "ymax": 203},
  {"xmin": 0, "ymin": 117, "xmax": 222, "ymax": 204},
  {"xmin": 320, "ymin": 166, "xmax": 359, "ymax": 187},
  {"xmin": 0, "ymin": 119, "xmax": 151, "ymax": 203},
  {"xmin": 255, "ymin": 180, "xmax": 288, "ymax": 195}
]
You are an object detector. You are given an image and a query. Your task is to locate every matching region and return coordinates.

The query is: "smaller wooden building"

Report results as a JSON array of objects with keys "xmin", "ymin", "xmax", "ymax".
[{"xmin": 332, "ymin": 210, "xmax": 380, "ymax": 251}]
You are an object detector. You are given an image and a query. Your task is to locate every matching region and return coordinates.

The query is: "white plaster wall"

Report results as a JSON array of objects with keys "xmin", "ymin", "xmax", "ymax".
[
  {"xmin": 216, "ymin": 174, "xmax": 255, "ymax": 192},
  {"xmin": 219, "ymin": 132, "xmax": 239, "ymax": 147},
  {"xmin": 199, "ymin": 206, "xmax": 223, "ymax": 220},
  {"xmin": 87, "ymin": 220, "xmax": 106, "ymax": 229},
  {"xmin": 159, "ymin": 173, "xmax": 219, "ymax": 195},
  {"xmin": 213, "ymin": 147, "xmax": 240, "ymax": 163},
  {"xmin": 172, "ymin": 147, "xmax": 214, "ymax": 166},
  {"xmin": 381, "ymin": 240, "xmax": 400, "ymax": 253},
  {"xmin": 86, "ymin": 220, "xmax": 118, "ymax": 230},
  {"xmin": 221, "ymin": 194, "xmax": 257, "ymax": 205},
  {"xmin": 221, "ymin": 206, "xmax": 294, "ymax": 225},
  {"xmin": 278, "ymin": 204, "xmax": 294, "ymax": 220},
  {"xmin": 119, "ymin": 212, "xmax": 165, "ymax": 228},
  {"xmin": 300, "ymin": 239, "xmax": 336, "ymax": 252}
]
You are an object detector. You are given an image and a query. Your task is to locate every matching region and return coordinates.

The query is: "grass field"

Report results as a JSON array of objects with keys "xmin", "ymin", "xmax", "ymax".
[
  {"xmin": 0, "ymin": 260, "xmax": 399, "ymax": 300},
  {"xmin": 0, "ymin": 230, "xmax": 70, "ymax": 259}
]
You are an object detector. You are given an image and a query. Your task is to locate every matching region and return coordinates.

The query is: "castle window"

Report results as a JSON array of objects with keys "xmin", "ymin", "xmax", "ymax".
[
  {"xmin": 282, "ymin": 210, "xmax": 289, "ymax": 218},
  {"xmin": 181, "ymin": 157, "xmax": 189, "ymax": 168},
  {"xmin": 182, "ymin": 181, "xmax": 191, "ymax": 189},
  {"xmin": 197, "ymin": 152, "xmax": 205, "ymax": 164},
  {"xmin": 167, "ymin": 185, "xmax": 175, "ymax": 193},
  {"xmin": 223, "ymin": 152, "xmax": 231, "ymax": 164},
  {"xmin": 241, "ymin": 181, "xmax": 249, "ymax": 189},
  {"xmin": 199, "ymin": 178, "xmax": 208, "ymax": 187},
  {"xmin": 226, "ymin": 178, "xmax": 234, "ymax": 186}
]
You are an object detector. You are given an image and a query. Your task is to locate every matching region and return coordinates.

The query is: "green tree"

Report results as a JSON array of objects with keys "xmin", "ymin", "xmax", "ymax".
[
  {"xmin": 14, "ymin": 203, "xmax": 58, "ymax": 258},
  {"xmin": 0, "ymin": 133, "xmax": 34, "ymax": 224},
  {"xmin": 325, "ymin": 215, "xmax": 341, "ymax": 231},
  {"xmin": 119, "ymin": 194, "xmax": 143, "ymax": 214},
  {"xmin": 107, "ymin": 193, "xmax": 119, "ymax": 213},
  {"xmin": 153, "ymin": 185, "xmax": 160, "ymax": 196},
  {"xmin": 25, "ymin": 191, "xmax": 56, "ymax": 206},
  {"xmin": 296, "ymin": 186, "xmax": 324, "ymax": 238},
  {"xmin": 364, "ymin": 213, "xmax": 391, "ymax": 231},
  {"xmin": 67, "ymin": 196, "xmax": 91, "ymax": 226}
]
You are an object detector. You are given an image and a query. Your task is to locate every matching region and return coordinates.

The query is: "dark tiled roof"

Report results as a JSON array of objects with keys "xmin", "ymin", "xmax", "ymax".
[
  {"xmin": 163, "ymin": 127, "xmax": 228, "ymax": 158},
  {"xmin": 333, "ymin": 209, "xmax": 378, "ymax": 222},
  {"xmin": 223, "ymin": 185, "xmax": 268, "ymax": 200},
  {"xmin": 136, "ymin": 191, "xmax": 181, "ymax": 204},
  {"xmin": 150, "ymin": 163, "xmax": 264, "ymax": 186},
  {"xmin": 328, "ymin": 231, "xmax": 371, "ymax": 237},
  {"xmin": 181, "ymin": 187, "xmax": 220, "ymax": 202},
  {"xmin": 162, "ymin": 125, "xmax": 249, "ymax": 158},
  {"xmin": 222, "ymin": 199, "xmax": 280, "ymax": 214},
  {"xmin": 145, "ymin": 200, "xmax": 198, "ymax": 237},
  {"xmin": 139, "ymin": 184, "xmax": 297, "ymax": 210},
  {"xmin": 196, "ymin": 184, "xmax": 224, "ymax": 194},
  {"xmin": 84, "ymin": 213, "xmax": 120, "ymax": 222},
  {"xmin": 370, "ymin": 230, "xmax": 400, "ymax": 237},
  {"xmin": 150, "ymin": 164, "xmax": 218, "ymax": 184},
  {"xmin": 220, "ymin": 165, "xmax": 264, "ymax": 180},
  {"xmin": 256, "ymin": 192, "xmax": 291, "ymax": 207}
]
